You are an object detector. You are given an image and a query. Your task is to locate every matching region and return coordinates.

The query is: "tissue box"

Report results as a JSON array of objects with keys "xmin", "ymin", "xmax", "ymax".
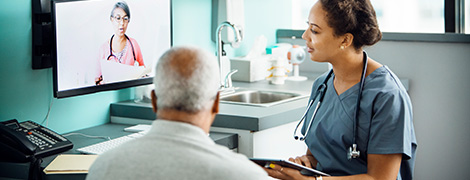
[{"xmin": 230, "ymin": 55, "xmax": 271, "ymax": 82}]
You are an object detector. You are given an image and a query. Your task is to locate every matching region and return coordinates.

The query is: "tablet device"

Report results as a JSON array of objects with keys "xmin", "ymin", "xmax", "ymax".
[{"xmin": 250, "ymin": 158, "xmax": 330, "ymax": 177}]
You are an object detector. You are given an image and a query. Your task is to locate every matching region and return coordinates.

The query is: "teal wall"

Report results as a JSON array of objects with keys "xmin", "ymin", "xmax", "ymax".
[
  {"xmin": 172, "ymin": 0, "xmax": 214, "ymax": 50},
  {"xmin": 171, "ymin": 0, "xmax": 292, "ymax": 57},
  {"xmin": 235, "ymin": 1, "xmax": 292, "ymax": 56},
  {"xmin": 0, "ymin": 0, "xmax": 291, "ymax": 134},
  {"xmin": 0, "ymin": 0, "xmax": 133, "ymax": 134}
]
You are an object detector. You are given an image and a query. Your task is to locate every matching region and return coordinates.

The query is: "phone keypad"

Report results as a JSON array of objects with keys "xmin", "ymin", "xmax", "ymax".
[
  {"xmin": 26, "ymin": 134, "xmax": 52, "ymax": 150},
  {"xmin": 18, "ymin": 121, "xmax": 60, "ymax": 150}
]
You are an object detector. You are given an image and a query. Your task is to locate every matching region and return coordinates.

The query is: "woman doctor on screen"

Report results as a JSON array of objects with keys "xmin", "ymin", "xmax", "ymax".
[
  {"xmin": 95, "ymin": 1, "xmax": 145, "ymax": 85},
  {"xmin": 265, "ymin": 0, "xmax": 417, "ymax": 180}
]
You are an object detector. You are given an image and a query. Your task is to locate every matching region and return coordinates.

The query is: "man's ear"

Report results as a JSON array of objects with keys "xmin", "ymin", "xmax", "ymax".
[
  {"xmin": 151, "ymin": 90, "xmax": 158, "ymax": 113},
  {"xmin": 212, "ymin": 92, "xmax": 220, "ymax": 114}
]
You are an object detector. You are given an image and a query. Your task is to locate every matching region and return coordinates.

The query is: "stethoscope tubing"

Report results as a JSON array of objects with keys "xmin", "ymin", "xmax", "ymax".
[
  {"xmin": 293, "ymin": 72, "xmax": 332, "ymax": 141},
  {"xmin": 293, "ymin": 51, "xmax": 369, "ymax": 159},
  {"xmin": 107, "ymin": 34, "xmax": 136, "ymax": 63},
  {"xmin": 293, "ymin": 99, "xmax": 314, "ymax": 140},
  {"xmin": 353, "ymin": 52, "xmax": 368, "ymax": 147},
  {"xmin": 303, "ymin": 101, "xmax": 321, "ymax": 140}
]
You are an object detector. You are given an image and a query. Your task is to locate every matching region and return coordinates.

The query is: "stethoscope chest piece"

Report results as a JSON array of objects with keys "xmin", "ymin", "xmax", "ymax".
[{"xmin": 348, "ymin": 143, "xmax": 360, "ymax": 160}]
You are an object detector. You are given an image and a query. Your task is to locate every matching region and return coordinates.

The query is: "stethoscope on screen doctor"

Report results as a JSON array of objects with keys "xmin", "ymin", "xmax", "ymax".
[
  {"xmin": 293, "ymin": 51, "xmax": 369, "ymax": 160},
  {"xmin": 107, "ymin": 34, "xmax": 137, "ymax": 64}
]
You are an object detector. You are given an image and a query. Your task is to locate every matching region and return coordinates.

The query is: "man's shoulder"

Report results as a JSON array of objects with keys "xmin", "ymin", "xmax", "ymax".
[
  {"xmin": 87, "ymin": 140, "xmax": 269, "ymax": 180},
  {"xmin": 207, "ymin": 144, "xmax": 267, "ymax": 173}
]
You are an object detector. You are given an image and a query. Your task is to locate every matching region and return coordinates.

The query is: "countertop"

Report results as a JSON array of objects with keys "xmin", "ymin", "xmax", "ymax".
[{"xmin": 111, "ymin": 74, "xmax": 321, "ymax": 132}]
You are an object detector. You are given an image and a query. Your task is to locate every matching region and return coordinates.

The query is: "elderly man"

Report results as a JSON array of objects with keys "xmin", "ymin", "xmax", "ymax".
[{"xmin": 86, "ymin": 46, "xmax": 269, "ymax": 180}]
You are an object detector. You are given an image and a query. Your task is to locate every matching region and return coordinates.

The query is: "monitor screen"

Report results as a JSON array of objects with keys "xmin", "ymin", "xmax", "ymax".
[{"xmin": 52, "ymin": 0, "xmax": 171, "ymax": 98}]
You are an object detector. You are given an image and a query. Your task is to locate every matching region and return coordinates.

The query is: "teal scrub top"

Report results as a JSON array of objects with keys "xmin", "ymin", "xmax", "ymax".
[{"xmin": 301, "ymin": 66, "xmax": 417, "ymax": 180}]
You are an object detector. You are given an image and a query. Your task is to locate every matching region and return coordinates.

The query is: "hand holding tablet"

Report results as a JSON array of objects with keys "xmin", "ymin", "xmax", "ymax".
[{"xmin": 250, "ymin": 158, "xmax": 330, "ymax": 177}]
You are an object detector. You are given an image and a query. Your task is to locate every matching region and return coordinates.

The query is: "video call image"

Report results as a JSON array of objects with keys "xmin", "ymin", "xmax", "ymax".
[{"xmin": 55, "ymin": 0, "xmax": 171, "ymax": 91}]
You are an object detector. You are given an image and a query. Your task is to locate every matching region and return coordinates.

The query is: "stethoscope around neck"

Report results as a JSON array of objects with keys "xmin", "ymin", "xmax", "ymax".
[
  {"xmin": 293, "ymin": 51, "xmax": 369, "ymax": 160},
  {"xmin": 107, "ymin": 34, "xmax": 136, "ymax": 63}
]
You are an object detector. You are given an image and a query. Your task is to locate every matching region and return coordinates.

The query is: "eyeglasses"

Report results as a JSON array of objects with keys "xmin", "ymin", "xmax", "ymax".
[{"xmin": 112, "ymin": 15, "xmax": 129, "ymax": 23}]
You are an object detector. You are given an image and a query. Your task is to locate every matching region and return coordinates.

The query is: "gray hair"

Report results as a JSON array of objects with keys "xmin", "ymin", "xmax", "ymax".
[
  {"xmin": 111, "ymin": 1, "xmax": 131, "ymax": 20},
  {"xmin": 153, "ymin": 46, "xmax": 220, "ymax": 113}
]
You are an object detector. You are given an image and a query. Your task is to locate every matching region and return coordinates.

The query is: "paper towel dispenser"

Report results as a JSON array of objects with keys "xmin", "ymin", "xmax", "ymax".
[{"xmin": 211, "ymin": 0, "xmax": 245, "ymax": 43}]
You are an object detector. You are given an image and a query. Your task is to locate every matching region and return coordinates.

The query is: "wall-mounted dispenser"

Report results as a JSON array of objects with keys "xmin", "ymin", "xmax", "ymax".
[
  {"xmin": 32, "ymin": 0, "xmax": 52, "ymax": 69},
  {"xmin": 211, "ymin": 0, "xmax": 245, "ymax": 43}
]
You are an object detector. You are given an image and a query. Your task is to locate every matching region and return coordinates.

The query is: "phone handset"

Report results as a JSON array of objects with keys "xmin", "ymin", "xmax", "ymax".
[{"xmin": 0, "ymin": 121, "xmax": 37, "ymax": 162}]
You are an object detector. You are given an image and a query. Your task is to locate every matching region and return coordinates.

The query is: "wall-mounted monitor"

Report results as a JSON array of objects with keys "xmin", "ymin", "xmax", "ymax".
[{"xmin": 52, "ymin": 0, "xmax": 172, "ymax": 98}]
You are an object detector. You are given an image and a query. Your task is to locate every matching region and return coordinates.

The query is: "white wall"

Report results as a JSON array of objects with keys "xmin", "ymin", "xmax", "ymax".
[{"xmin": 300, "ymin": 40, "xmax": 470, "ymax": 180}]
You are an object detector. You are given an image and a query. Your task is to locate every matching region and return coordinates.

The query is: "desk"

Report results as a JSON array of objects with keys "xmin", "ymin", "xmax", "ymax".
[{"xmin": 0, "ymin": 123, "xmax": 238, "ymax": 180}]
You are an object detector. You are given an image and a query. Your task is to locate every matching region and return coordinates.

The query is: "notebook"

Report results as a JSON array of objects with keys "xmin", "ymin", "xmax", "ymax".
[{"xmin": 43, "ymin": 154, "xmax": 98, "ymax": 174}]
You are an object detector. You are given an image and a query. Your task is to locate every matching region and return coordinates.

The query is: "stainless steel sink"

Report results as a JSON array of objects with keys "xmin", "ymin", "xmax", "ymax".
[{"xmin": 220, "ymin": 90, "xmax": 308, "ymax": 107}]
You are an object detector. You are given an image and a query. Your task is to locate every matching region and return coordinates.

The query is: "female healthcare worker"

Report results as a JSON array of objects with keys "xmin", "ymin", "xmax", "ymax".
[
  {"xmin": 95, "ymin": 1, "xmax": 145, "ymax": 85},
  {"xmin": 265, "ymin": 0, "xmax": 417, "ymax": 180}
]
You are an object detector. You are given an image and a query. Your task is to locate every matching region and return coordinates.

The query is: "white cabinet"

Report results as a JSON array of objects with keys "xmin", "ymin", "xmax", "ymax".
[{"xmin": 211, "ymin": 121, "xmax": 307, "ymax": 159}]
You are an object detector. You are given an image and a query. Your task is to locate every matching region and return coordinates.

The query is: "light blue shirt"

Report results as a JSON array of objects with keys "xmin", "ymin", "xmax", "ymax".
[{"xmin": 301, "ymin": 66, "xmax": 417, "ymax": 180}]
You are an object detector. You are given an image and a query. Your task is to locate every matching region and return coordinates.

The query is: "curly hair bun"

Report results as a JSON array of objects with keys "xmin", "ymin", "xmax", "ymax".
[{"xmin": 320, "ymin": 0, "xmax": 382, "ymax": 49}]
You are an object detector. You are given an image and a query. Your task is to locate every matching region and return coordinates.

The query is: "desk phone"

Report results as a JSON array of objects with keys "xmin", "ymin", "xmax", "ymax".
[{"xmin": 0, "ymin": 119, "xmax": 73, "ymax": 162}]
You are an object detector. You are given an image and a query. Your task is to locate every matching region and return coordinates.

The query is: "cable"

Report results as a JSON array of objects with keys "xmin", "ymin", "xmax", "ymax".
[
  {"xmin": 41, "ymin": 97, "xmax": 54, "ymax": 126},
  {"xmin": 62, "ymin": 133, "xmax": 111, "ymax": 140}
]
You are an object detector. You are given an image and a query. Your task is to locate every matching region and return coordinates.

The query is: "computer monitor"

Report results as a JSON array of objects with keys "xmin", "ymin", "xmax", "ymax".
[{"xmin": 52, "ymin": 0, "xmax": 172, "ymax": 98}]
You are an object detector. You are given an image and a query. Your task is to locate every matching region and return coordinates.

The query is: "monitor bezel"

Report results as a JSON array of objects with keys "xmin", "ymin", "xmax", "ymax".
[{"xmin": 51, "ymin": 0, "xmax": 172, "ymax": 98}]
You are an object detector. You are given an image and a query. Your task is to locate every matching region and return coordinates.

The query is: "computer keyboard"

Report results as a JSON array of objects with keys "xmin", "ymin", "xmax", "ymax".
[{"xmin": 77, "ymin": 131, "xmax": 147, "ymax": 155}]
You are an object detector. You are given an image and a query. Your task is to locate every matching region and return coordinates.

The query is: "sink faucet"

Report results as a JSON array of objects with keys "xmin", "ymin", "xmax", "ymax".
[
  {"xmin": 216, "ymin": 21, "xmax": 243, "ymax": 89},
  {"xmin": 224, "ymin": 69, "xmax": 238, "ymax": 88}
]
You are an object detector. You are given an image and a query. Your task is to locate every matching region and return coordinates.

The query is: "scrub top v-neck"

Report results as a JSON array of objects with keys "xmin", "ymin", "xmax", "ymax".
[{"xmin": 301, "ymin": 66, "xmax": 417, "ymax": 179}]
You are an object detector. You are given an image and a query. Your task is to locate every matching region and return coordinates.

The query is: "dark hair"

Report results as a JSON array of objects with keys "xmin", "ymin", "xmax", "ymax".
[
  {"xmin": 110, "ymin": 1, "xmax": 131, "ymax": 20},
  {"xmin": 319, "ymin": 0, "xmax": 382, "ymax": 50}
]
